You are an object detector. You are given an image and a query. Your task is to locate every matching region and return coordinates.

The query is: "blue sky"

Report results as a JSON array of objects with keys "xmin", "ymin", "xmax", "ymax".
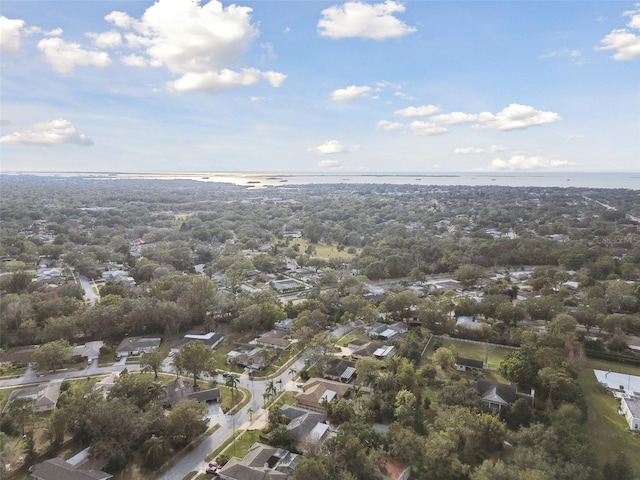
[{"xmin": 0, "ymin": 0, "xmax": 638, "ymax": 173}]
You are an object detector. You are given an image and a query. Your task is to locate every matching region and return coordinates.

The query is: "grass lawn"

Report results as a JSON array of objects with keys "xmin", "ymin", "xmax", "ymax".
[
  {"xmin": 337, "ymin": 328, "xmax": 369, "ymax": 347},
  {"xmin": 424, "ymin": 337, "xmax": 515, "ymax": 370},
  {"xmin": 579, "ymin": 358, "xmax": 640, "ymax": 475},
  {"xmin": 222, "ymin": 429, "xmax": 262, "ymax": 461}
]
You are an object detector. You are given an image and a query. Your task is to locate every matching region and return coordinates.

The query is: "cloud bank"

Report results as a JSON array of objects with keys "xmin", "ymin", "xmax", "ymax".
[{"xmin": 0, "ymin": 119, "xmax": 94, "ymax": 146}]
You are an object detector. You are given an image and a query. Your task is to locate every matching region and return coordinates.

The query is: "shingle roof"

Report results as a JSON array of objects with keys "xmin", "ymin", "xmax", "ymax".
[{"xmin": 30, "ymin": 458, "xmax": 112, "ymax": 480}]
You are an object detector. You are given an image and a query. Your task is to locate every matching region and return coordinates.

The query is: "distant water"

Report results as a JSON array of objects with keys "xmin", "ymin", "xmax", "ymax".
[{"xmin": 4, "ymin": 171, "xmax": 640, "ymax": 190}]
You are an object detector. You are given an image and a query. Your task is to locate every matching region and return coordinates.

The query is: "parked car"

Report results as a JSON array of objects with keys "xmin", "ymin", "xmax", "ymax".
[
  {"xmin": 208, "ymin": 461, "xmax": 221, "ymax": 469},
  {"xmin": 205, "ymin": 467, "xmax": 219, "ymax": 475}
]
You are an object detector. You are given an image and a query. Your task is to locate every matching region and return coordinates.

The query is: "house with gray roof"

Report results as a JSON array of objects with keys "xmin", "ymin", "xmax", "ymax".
[
  {"xmin": 476, "ymin": 379, "xmax": 534, "ymax": 412},
  {"xmin": 3, "ymin": 380, "xmax": 62, "ymax": 414},
  {"xmin": 170, "ymin": 331, "xmax": 224, "ymax": 354},
  {"xmin": 116, "ymin": 336, "xmax": 161, "ymax": 358},
  {"xmin": 30, "ymin": 458, "xmax": 111, "ymax": 480},
  {"xmin": 324, "ymin": 358, "xmax": 357, "ymax": 383},
  {"xmin": 217, "ymin": 443, "xmax": 301, "ymax": 480},
  {"xmin": 281, "ymin": 405, "xmax": 329, "ymax": 445}
]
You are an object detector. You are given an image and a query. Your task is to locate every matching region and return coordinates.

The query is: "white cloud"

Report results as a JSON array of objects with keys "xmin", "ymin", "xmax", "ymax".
[
  {"xmin": 409, "ymin": 121, "xmax": 448, "ymax": 136},
  {"xmin": 475, "ymin": 104, "xmax": 561, "ymax": 131},
  {"xmin": 454, "ymin": 145, "xmax": 506, "ymax": 154},
  {"xmin": 393, "ymin": 91, "xmax": 414, "ymax": 100},
  {"xmin": 260, "ymin": 42, "xmax": 277, "ymax": 62},
  {"xmin": 376, "ymin": 120, "xmax": 404, "ymax": 131},
  {"xmin": 540, "ymin": 49, "xmax": 584, "ymax": 65},
  {"xmin": 105, "ymin": 11, "xmax": 135, "ymax": 29},
  {"xmin": 121, "ymin": 54, "xmax": 149, "ymax": 67},
  {"xmin": 37, "ymin": 37, "xmax": 111, "ymax": 74},
  {"xmin": 250, "ymin": 96, "xmax": 270, "ymax": 102},
  {"xmin": 308, "ymin": 140, "xmax": 360, "ymax": 155},
  {"xmin": 0, "ymin": 119, "xmax": 93, "ymax": 146},
  {"xmin": 478, "ymin": 154, "xmax": 577, "ymax": 171},
  {"xmin": 394, "ymin": 104, "xmax": 440, "ymax": 117},
  {"xmin": 87, "ymin": 30, "xmax": 122, "ymax": 49},
  {"xmin": 596, "ymin": 5, "xmax": 640, "ymax": 60},
  {"xmin": 318, "ymin": 0, "xmax": 416, "ymax": 40},
  {"xmin": 262, "ymin": 71, "xmax": 287, "ymax": 87},
  {"xmin": 430, "ymin": 111, "xmax": 479, "ymax": 125},
  {"xmin": 318, "ymin": 159, "xmax": 342, "ymax": 168},
  {"xmin": 0, "ymin": 16, "xmax": 25, "ymax": 53},
  {"xmin": 106, "ymin": 0, "xmax": 286, "ymax": 93},
  {"xmin": 331, "ymin": 85, "xmax": 372, "ymax": 102}
]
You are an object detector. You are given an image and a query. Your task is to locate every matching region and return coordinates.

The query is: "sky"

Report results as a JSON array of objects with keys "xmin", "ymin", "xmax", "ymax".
[{"xmin": 0, "ymin": 0, "xmax": 639, "ymax": 173}]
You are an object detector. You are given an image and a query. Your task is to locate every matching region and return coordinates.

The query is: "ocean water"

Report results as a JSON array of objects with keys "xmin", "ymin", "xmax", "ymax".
[{"xmin": 4, "ymin": 171, "xmax": 640, "ymax": 190}]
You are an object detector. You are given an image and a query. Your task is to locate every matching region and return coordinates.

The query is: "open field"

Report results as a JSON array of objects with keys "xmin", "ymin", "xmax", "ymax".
[
  {"xmin": 579, "ymin": 358, "xmax": 640, "ymax": 475},
  {"xmin": 286, "ymin": 238, "xmax": 358, "ymax": 260}
]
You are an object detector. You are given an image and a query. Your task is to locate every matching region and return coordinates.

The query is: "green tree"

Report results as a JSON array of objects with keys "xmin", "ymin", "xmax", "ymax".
[
  {"xmin": 293, "ymin": 457, "xmax": 332, "ymax": 480},
  {"xmin": 174, "ymin": 341, "xmax": 217, "ymax": 387},
  {"xmin": 139, "ymin": 348, "xmax": 164, "ymax": 379},
  {"xmin": 7, "ymin": 397, "xmax": 35, "ymax": 435},
  {"xmin": 32, "ymin": 339, "xmax": 72, "ymax": 373},
  {"xmin": 432, "ymin": 347, "xmax": 455, "ymax": 370}
]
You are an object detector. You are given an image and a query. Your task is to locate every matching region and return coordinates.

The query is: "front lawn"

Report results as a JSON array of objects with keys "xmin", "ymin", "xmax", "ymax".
[{"xmin": 424, "ymin": 337, "xmax": 515, "ymax": 370}]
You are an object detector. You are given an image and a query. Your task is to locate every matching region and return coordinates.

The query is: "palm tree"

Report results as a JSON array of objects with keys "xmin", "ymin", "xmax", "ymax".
[
  {"xmin": 266, "ymin": 379, "xmax": 277, "ymax": 398},
  {"xmin": 288, "ymin": 367, "xmax": 297, "ymax": 378},
  {"xmin": 142, "ymin": 434, "xmax": 168, "ymax": 466},
  {"xmin": 225, "ymin": 374, "xmax": 240, "ymax": 400},
  {"xmin": 148, "ymin": 380, "xmax": 163, "ymax": 401},
  {"xmin": 262, "ymin": 391, "xmax": 269, "ymax": 407},
  {"xmin": 248, "ymin": 407, "xmax": 255, "ymax": 422},
  {"xmin": 276, "ymin": 378, "xmax": 283, "ymax": 392}
]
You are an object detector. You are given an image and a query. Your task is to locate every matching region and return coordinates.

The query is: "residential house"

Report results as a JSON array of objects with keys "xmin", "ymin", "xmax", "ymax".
[
  {"xmin": 347, "ymin": 339, "xmax": 369, "ymax": 351},
  {"xmin": 255, "ymin": 330, "xmax": 294, "ymax": 350},
  {"xmin": 116, "ymin": 336, "xmax": 162, "ymax": 358},
  {"xmin": 296, "ymin": 378, "xmax": 350, "ymax": 413},
  {"xmin": 476, "ymin": 380, "xmax": 534, "ymax": 413},
  {"xmin": 367, "ymin": 322, "xmax": 407, "ymax": 342},
  {"xmin": 273, "ymin": 318, "xmax": 293, "ymax": 332},
  {"xmin": 30, "ymin": 447, "xmax": 110, "ymax": 480},
  {"xmin": 324, "ymin": 358, "xmax": 356, "ymax": 383},
  {"xmin": 0, "ymin": 345, "xmax": 38, "ymax": 368},
  {"xmin": 378, "ymin": 455, "xmax": 411, "ymax": 480},
  {"xmin": 351, "ymin": 340, "xmax": 395, "ymax": 360},
  {"xmin": 217, "ymin": 442, "xmax": 301, "ymax": 480},
  {"xmin": 226, "ymin": 346, "xmax": 264, "ymax": 369},
  {"xmin": 162, "ymin": 378, "xmax": 220, "ymax": 409},
  {"xmin": 620, "ymin": 395, "xmax": 640, "ymax": 431},
  {"xmin": 455, "ymin": 357, "xmax": 484, "ymax": 372},
  {"xmin": 281, "ymin": 405, "xmax": 329, "ymax": 445},
  {"xmin": 29, "ymin": 457, "xmax": 112, "ymax": 480},
  {"xmin": 2, "ymin": 380, "xmax": 62, "ymax": 414},
  {"xmin": 170, "ymin": 331, "xmax": 224, "ymax": 354},
  {"xmin": 271, "ymin": 278, "xmax": 306, "ymax": 293},
  {"xmin": 72, "ymin": 341, "xmax": 104, "ymax": 362}
]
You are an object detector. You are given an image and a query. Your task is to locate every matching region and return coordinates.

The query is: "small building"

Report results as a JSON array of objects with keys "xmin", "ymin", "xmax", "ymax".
[
  {"xmin": 2, "ymin": 380, "xmax": 63, "ymax": 414},
  {"xmin": 226, "ymin": 346, "xmax": 264, "ymax": 369},
  {"xmin": 456, "ymin": 316, "xmax": 484, "ymax": 331},
  {"xmin": 620, "ymin": 395, "xmax": 640, "ymax": 431},
  {"xmin": 255, "ymin": 330, "xmax": 294, "ymax": 350},
  {"xmin": 455, "ymin": 357, "xmax": 484, "ymax": 372},
  {"xmin": 162, "ymin": 378, "xmax": 221, "ymax": 408},
  {"xmin": 116, "ymin": 336, "xmax": 161, "ymax": 358},
  {"xmin": 476, "ymin": 380, "xmax": 534, "ymax": 413},
  {"xmin": 170, "ymin": 331, "xmax": 224, "ymax": 354}
]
